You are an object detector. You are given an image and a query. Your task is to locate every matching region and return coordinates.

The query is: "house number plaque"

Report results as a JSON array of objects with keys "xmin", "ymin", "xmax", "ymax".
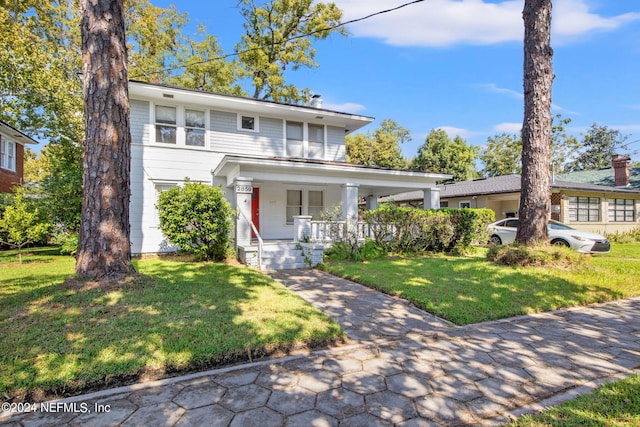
[{"xmin": 235, "ymin": 184, "xmax": 253, "ymax": 194}]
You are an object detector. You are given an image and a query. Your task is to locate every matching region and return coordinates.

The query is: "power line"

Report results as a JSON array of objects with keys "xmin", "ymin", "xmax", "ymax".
[{"xmin": 129, "ymin": 0, "xmax": 425, "ymax": 80}]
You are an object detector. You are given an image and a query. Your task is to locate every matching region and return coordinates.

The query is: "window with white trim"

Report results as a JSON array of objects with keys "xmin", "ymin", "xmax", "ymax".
[
  {"xmin": 238, "ymin": 114, "xmax": 258, "ymax": 132},
  {"xmin": 568, "ymin": 196, "xmax": 600, "ymax": 222},
  {"xmin": 155, "ymin": 105, "xmax": 177, "ymax": 144},
  {"xmin": 608, "ymin": 198, "xmax": 635, "ymax": 222},
  {"xmin": 308, "ymin": 124, "xmax": 325, "ymax": 159},
  {"xmin": 286, "ymin": 190, "xmax": 302, "ymax": 224},
  {"xmin": 459, "ymin": 201, "xmax": 471, "ymax": 208},
  {"xmin": 1, "ymin": 137, "xmax": 16, "ymax": 172},
  {"xmin": 185, "ymin": 109, "xmax": 205, "ymax": 147},
  {"xmin": 286, "ymin": 121, "xmax": 304, "ymax": 157}
]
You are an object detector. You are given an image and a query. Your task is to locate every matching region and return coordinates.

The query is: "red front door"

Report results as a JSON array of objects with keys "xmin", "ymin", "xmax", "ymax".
[{"xmin": 251, "ymin": 188, "xmax": 260, "ymax": 238}]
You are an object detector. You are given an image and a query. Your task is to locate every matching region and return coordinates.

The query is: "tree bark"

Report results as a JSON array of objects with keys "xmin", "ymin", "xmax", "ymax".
[
  {"xmin": 77, "ymin": 0, "xmax": 134, "ymax": 279},
  {"xmin": 517, "ymin": 0, "xmax": 553, "ymax": 245}
]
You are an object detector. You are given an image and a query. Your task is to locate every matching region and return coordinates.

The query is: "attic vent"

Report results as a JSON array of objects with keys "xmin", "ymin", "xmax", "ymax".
[{"xmin": 162, "ymin": 93, "xmax": 174, "ymax": 98}]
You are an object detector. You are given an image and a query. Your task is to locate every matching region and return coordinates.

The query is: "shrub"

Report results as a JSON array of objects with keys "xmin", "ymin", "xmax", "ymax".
[
  {"xmin": 157, "ymin": 181, "xmax": 234, "ymax": 261},
  {"xmin": 361, "ymin": 204, "xmax": 495, "ymax": 255},
  {"xmin": 55, "ymin": 232, "xmax": 79, "ymax": 256},
  {"xmin": 605, "ymin": 227, "xmax": 640, "ymax": 244},
  {"xmin": 324, "ymin": 238, "xmax": 386, "ymax": 262},
  {"xmin": 487, "ymin": 243, "xmax": 587, "ymax": 269}
]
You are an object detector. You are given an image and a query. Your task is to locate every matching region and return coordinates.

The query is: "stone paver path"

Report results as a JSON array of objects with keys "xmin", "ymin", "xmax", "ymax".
[{"xmin": 2, "ymin": 270, "xmax": 639, "ymax": 426}]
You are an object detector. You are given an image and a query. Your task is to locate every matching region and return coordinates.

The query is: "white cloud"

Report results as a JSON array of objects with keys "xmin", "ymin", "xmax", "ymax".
[
  {"xmin": 493, "ymin": 122, "xmax": 522, "ymax": 133},
  {"xmin": 477, "ymin": 83, "xmax": 580, "ymax": 115},
  {"xmin": 477, "ymin": 83, "xmax": 523, "ymax": 100},
  {"xmin": 322, "ymin": 101, "xmax": 367, "ymax": 114},
  {"xmin": 335, "ymin": 0, "xmax": 640, "ymax": 47}
]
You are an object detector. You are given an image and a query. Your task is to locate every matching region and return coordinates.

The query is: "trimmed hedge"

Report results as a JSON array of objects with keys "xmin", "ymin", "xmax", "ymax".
[{"xmin": 361, "ymin": 204, "xmax": 495, "ymax": 255}]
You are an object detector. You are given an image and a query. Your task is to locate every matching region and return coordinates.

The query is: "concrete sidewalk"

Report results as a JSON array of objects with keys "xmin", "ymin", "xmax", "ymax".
[{"xmin": 2, "ymin": 269, "xmax": 639, "ymax": 426}]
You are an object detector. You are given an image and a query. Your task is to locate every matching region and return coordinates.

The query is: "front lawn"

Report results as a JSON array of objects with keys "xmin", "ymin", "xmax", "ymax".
[
  {"xmin": 322, "ymin": 244, "xmax": 640, "ymax": 325},
  {"xmin": 506, "ymin": 374, "xmax": 640, "ymax": 427},
  {"xmin": 0, "ymin": 248, "xmax": 344, "ymax": 401}
]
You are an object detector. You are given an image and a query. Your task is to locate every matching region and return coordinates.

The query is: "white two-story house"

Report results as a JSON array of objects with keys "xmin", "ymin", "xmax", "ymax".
[{"xmin": 129, "ymin": 80, "xmax": 450, "ymax": 269}]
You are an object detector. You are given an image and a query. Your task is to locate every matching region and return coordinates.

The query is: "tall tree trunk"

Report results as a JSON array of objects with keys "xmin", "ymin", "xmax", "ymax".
[
  {"xmin": 77, "ymin": 0, "xmax": 134, "ymax": 279},
  {"xmin": 517, "ymin": 0, "xmax": 553, "ymax": 245}
]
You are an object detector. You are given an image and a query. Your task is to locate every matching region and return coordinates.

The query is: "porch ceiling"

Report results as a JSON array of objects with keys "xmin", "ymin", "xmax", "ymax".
[{"xmin": 214, "ymin": 155, "xmax": 452, "ymax": 197}]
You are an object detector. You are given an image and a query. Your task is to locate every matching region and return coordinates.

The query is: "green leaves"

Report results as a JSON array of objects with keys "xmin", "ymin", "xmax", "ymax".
[
  {"xmin": 412, "ymin": 129, "xmax": 479, "ymax": 182},
  {"xmin": 235, "ymin": 0, "xmax": 346, "ymax": 103},
  {"xmin": 346, "ymin": 119, "xmax": 409, "ymax": 169},
  {"xmin": 157, "ymin": 182, "xmax": 234, "ymax": 261},
  {"xmin": 0, "ymin": 187, "xmax": 51, "ymax": 261}
]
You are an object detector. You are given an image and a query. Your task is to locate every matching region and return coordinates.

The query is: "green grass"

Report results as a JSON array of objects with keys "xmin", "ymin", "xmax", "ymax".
[
  {"xmin": 505, "ymin": 374, "xmax": 640, "ymax": 427},
  {"xmin": 322, "ymin": 244, "xmax": 640, "ymax": 325},
  {"xmin": 0, "ymin": 248, "xmax": 343, "ymax": 401}
]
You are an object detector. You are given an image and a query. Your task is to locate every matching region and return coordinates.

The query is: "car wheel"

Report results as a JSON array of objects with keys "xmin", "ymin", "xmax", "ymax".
[
  {"xmin": 490, "ymin": 235, "xmax": 502, "ymax": 245},
  {"xmin": 551, "ymin": 239, "xmax": 570, "ymax": 248}
]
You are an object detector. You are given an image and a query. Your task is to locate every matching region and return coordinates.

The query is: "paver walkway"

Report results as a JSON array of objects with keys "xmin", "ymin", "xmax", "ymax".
[{"xmin": 2, "ymin": 269, "xmax": 639, "ymax": 426}]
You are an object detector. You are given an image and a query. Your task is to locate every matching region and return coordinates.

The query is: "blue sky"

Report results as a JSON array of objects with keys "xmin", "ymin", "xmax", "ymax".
[{"xmin": 153, "ymin": 0, "xmax": 640, "ymax": 160}]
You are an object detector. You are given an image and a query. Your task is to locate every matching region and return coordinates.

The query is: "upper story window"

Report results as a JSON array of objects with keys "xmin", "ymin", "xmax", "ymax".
[
  {"xmin": 1, "ymin": 138, "xmax": 16, "ymax": 172},
  {"xmin": 185, "ymin": 109, "xmax": 205, "ymax": 147},
  {"xmin": 568, "ymin": 196, "xmax": 600, "ymax": 222},
  {"xmin": 286, "ymin": 121, "xmax": 304, "ymax": 157},
  {"xmin": 608, "ymin": 199, "xmax": 635, "ymax": 222},
  {"xmin": 285, "ymin": 121, "xmax": 325, "ymax": 159},
  {"xmin": 155, "ymin": 105, "xmax": 177, "ymax": 144},
  {"xmin": 308, "ymin": 124, "xmax": 325, "ymax": 159},
  {"xmin": 238, "ymin": 114, "xmax": 259, "ymax": 132}
]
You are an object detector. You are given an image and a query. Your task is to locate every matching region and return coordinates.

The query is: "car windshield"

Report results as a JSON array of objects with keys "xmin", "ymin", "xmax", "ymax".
[{"xmin": 548, "ymin": 220, "xmax": 575, "ymax": 230}]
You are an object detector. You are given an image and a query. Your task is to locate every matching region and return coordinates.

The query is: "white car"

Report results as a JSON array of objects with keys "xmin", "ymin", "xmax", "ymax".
[{"xmin": 488, "ymin": 218, "xmax": 611, "ymax": 254}]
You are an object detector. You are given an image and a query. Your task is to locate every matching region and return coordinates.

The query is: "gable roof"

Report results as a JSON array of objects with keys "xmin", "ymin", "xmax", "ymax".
[
  {"xmin": 0, "ymin": 120, "xmax": 38, "ymax": 145},
  {"xmin": 557, "ymin": 167, "xmax": 640, "ymax": 190},
  {"xmin": 382, "ymin": 174, "xmax": 640, "ymax": 203}
]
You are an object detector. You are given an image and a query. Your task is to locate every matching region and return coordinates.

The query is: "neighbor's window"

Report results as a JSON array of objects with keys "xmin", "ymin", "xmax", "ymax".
[
  {"xmin": 568, "ymin": 196, "xmax": 600, "ymax": 222},
  {"xmin": 440, "ymin": 201, "xmax": 449, "ymax": 208},
  {"xmin": 308, "ymin": 124, "xmax": 325, "ymax": 159},
  {"xmin": 286, "ymin": 190, "xmax": 302, "ymax": 224},
  {"xmin": 239, "ymin": 114, "xmax": 258, "ymax": 132},
  {"xmin": 155, "ymin": 105, "xmax": 177, "ymax": 144},
  {"xmin": 608, "ymin": 199, "xmax": 635, "ymax": 222},
  {"xmin": 286, "ymin": 121, "xmax": 303, "ymax": 157},
  {"xmin": 185, "ymin": 109, "xmax": 205, "ymax": 147},
  {"xmin": 459, "ymin": 201, "xmax": 471, "ymax": 208},
  {"xmin": 308, "ymin": 191, "xmax": 323, "ymax": 220},
  {"xmin": 1, "ymin": 138, "xmax": 16, "ymax": 172}
]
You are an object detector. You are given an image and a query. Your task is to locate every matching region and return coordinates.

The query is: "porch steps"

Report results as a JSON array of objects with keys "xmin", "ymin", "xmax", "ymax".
[{"xmin": 261, "ymin": 242, "xmax": 308, "ymax": 270}]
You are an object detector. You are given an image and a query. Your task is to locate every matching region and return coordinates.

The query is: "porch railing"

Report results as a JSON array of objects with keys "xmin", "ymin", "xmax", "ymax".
[{"xmin": 304, "ymin": 220, "xmax": 395, "ymax": 243}]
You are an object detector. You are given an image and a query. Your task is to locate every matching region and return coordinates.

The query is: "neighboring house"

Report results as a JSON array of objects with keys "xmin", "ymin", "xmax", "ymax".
[
  {"xmin": 382, "ymin": 173, "xmax": 640, "ymax": 235},
  {"xmin": 129, "ymin": 81, "xmax": 451, "ymax": 268},
  {"xmin": 0, "ymin": 121, "xmax": 38, "ymax": 194},
  {"xmin": 557, "ymin": 155, "xmax": 640, "ymax": 190}
]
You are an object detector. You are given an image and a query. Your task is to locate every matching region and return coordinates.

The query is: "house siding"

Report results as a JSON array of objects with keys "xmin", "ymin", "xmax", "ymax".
[
  {"xmin": 327, "ymin": 126, "xmax": 346, "ymax": 161},
  {"xmin": 0, "ymin": 139, "xmax": 24, "ymax": 193},
  {"xmin": 210, "ymin": 111, "xmax": 283, "ymax": 156}
]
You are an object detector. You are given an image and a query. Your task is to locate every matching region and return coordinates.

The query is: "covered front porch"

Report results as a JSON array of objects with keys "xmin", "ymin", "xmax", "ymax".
[{"xmin": 213, "ymin": 155, "xmax": 451, "ymax": 270}]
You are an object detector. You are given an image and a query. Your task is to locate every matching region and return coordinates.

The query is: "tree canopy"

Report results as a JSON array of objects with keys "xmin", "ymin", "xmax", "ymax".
[
  {"xmin": 412, "ymin": 129, "xmax": 479, "ymax": 182},
  {"xmin": 565, "ymin": 124, "xmax": 629, "ymax": 172},
  {"xmin": 235, "ymin": 0, "xmax": 346, "ymax": 103},
  {"xmin": 346, "ymin": 119, "xmax": 409, "ymax": 169}
]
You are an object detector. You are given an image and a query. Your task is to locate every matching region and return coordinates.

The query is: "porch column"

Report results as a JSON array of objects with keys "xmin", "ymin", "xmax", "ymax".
[
  {"xmin": 342, "ymin": 183, "xmax": 359, "ymax": 236},
  {"xmin": 365, "ymin": 194, "xmax": 378, "ymax": 210},
  {"xmin": 423, "ymin": 187, "xmax": 441, "ymax": 209},
  {"xmin": 234, "ymin": 177, "xmax": 254, "ymax": 247}
]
